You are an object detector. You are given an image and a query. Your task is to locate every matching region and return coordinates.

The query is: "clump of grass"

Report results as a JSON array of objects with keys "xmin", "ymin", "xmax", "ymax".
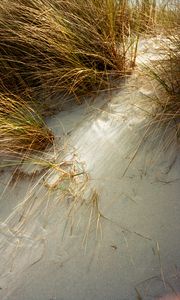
[
  {"xmin": 0, "ymin": 93, "xmax": 54, "ymax": 155},
  {"xmin": 1, "ymin": 0, "xmax": 179, "ymax": 103},
  {"xmin": 130, "ymin": 0, "xmax": 157, "ymax": 33},
  {"xmin": 127, "ymin": 1, "xmax": 180, "ymax": 35},
  {"xmin": 145, "ymin": 31, "xmax": 180, "ymax": 127},
  {"xmin": 155, "ymin": 0, "xmax": 180, "ymax": 32},
  {"xmin": 0, "ymin": 0, "xmax": 138, "ymax": 101}
]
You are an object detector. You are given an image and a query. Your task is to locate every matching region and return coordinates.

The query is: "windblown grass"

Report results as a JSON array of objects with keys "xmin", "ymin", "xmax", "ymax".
[
  {"xmin": 145, "ymin": 31, "xmax": 180, "ymax": 128},
  {"xmin": 0, "ymin": 0, "xmax": 138, "ymax": 101},
  {"xmin": 0, "ymin": 0, "xmax": 179, "ymax": 101},
  {"xmin": 155, "ymin": 0, "xmax": 180, "ymax": 31},
  {"xmin": 0, "ymin": 0, "xmax": 179, "ymax": 159},
  {"xmin": 0, "ymin": 93, "xmax": 54, "ymax": 155},
  {"xmin": 123, "ymin": 0, "xmax": 180, "ymax": 35},
  {"xmin": 130, "ymin": 0, "xmax": 157, "ymax": 33}
]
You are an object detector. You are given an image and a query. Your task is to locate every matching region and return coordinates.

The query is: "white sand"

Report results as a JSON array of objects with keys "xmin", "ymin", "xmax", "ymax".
[{"xmin": 0, "ymin": 37, "xmax": 179, "ymax": 300}]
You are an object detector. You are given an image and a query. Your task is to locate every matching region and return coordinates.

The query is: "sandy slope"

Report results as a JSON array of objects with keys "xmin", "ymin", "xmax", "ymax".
[{"xmin": 0, "ymin": 36, "xmax": 179, "ymax": 300}]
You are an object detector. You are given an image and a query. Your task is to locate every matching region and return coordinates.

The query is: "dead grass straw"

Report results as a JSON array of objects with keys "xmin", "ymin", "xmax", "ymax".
[
  {"xmin": 145, "ymin": 31, "xmax": 180, "ymax": 128},
  {"xmin": 0, "ymin": 0, "xmax": 138, "ymax": 101},
  {"xmin": 0, "ymin": 93, "xmax": 54, "ymax": 155}
]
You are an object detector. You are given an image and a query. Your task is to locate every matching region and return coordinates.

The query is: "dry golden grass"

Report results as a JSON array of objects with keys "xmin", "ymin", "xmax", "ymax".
[
  {"xmin": 0, "ymin": 0, "xmax": 178, "ymax": 99},
  {"xmin": 155, "ymin": 0, "xmax": 180, "ymax": 31},
  {"xmin": 145, "ymin": 31, "xmax": 180, "ymax": 128},
  {"xmin": 0, "ymin": 0, "xmax": 138, "ymax": 101},
  {"xmin": 0, "ymin": 0, "xmax": 138, "ymax": 158},
  {"xmin": 124, "ymin": 1, "xmax": 180, "ymax": 35},
  {"xmin": 0, "ymin": 93, "xmax": 54, "ymax": 155},
  {"xmin": 0, "ymin": 0, "xmax": 179, "ymax": 158}
]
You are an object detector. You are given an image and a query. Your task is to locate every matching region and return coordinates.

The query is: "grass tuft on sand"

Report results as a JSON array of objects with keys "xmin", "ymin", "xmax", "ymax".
[
  {"xmin": 0, "ymin": 93, "xmax": 54, "ymax": 155},
  {"xmin": 0, "ymin": 0, "xmax": 139, "ymax": 158},
  {"xmin": 0, "ymin": 0, "xmax": 139, "ymax": 100},
  {"xmin": 144, "ymin": 30, "xmax": 180, "ymax": 130},
  {"xmin": 0, "ymin": 0, "xmax": 179, "ymax": 159}
]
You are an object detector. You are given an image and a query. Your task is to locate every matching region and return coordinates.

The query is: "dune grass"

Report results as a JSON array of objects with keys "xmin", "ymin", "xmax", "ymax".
[
  {"xmin": 144, "ymin": 30, "xmax": 180, "ymax": 130},
  {"xmin": 0, "ymin": 0, "xmax": 139, "ymax": 158},
  {"xmin": 122, "ymin": 0, "xmax": 180, "ymax": 36},
  {"xmin": 0, "ymin": 0, "xmax": 139, "ymax": 101},
  {"xmin": 0, "ymin": 0, "xmax": 178, "ymax": 99},
  {"xmin": 0, "ymin": 0, "xmax": 179, "ymax": 159},
  {"xmin": 155, "ymin": 0, "xmax": 180, "ymax": 31},
  {"xmin": 0, "ymin": 93, "xmax": 54, "ymax": 155}
]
